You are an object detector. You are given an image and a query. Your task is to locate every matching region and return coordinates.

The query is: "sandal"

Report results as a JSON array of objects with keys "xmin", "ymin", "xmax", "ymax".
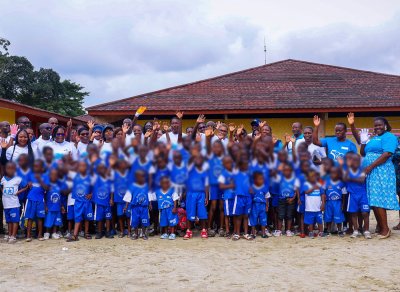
[
  {"xmin": 84, "ymin": 233, "xmax": 92, "ymax": 240},
  {"xmin": 393, "ymin": 224, "xmax": 400, "ymax": 230},
  {"xmin": 232, "ymin": 234, "xmax": 240, "ymax": 241},
  {"xmin": 225, "ymin": 232, "xmax": 231, "ymax": 239},
  {"xmin": 378, "ymin": 230, "xmax": 391, "ymax": 240},
  {"xmin": 243, "ymin": 234, "xmax": 253, "ymax": 241},
  {"xmin": 66, "ymin": 235, "xmax": 79, "ymax": 242}
]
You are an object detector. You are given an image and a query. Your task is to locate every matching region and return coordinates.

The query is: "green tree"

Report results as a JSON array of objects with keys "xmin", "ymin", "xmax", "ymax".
[{"xmin": 0, "ymin": 38, "xmax": 87, "ymax": 116}]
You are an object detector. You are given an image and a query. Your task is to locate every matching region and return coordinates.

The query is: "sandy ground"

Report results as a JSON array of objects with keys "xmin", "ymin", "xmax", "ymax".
[{"xmin": 1, "ymin": 212, "xmax": 400, "ymax": 292}]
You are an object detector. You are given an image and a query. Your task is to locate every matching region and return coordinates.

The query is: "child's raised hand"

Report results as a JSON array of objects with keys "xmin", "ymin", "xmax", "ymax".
[
  {"xmin": 313, "ymin": 115, "xmax": 321, "ymax": 127},
  {"xmin": 228, "ymin": 123, "xmax": 236, "ymax": 133},
  {"xmin": 347, "ymin": 112, "xmax": 355, "ymax": 125}
]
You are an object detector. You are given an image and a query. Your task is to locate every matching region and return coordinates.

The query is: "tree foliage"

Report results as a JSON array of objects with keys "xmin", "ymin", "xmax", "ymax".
[{"xmin": 0, "ymin": 38, "xmax": 88, "ymax": 116}]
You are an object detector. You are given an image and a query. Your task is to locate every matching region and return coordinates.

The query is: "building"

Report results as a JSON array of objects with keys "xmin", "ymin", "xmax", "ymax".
[
  {"xmin": 0, "ymin": 98, "xmax": 84, "ymax": 135},
  {"xmin": 86, "ymin": 59, "xmax": 400, "ymax": 138}
]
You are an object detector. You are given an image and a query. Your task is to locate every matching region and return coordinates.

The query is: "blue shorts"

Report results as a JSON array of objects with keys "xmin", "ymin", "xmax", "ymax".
[
  {"xmin": 116, "ymin": 202, "xmax": 131, "ymax": 217},
  {"xmin": 347, "ymin": 192, "xmax": 370, "ymax": 213},
  {"xmin": 94, "ymin": 204, "xmax": 112, "ymax": 221},
  {"xmin": 271, "ymin": 194, "xmax": 279, "ymax": 208},
  {"xmin": 159, "ymin": 207, "xmax": 178, "ymax": 227},
  {"xmin": 249, "ymin": 202, "xmax": 267, "ymax": 226},
  {"xmin": 130, "ymin": 205, "xmax": 150, "ymax": 228},
  {"xmin": 304, "ymin": 211, "xmax": 323, "ymax": 225},
  {"xmin": 67, "ymin": 205, "xmax": 75, "ymax": 221},
  {"xmin": 74, "ymin": 201, "xmax": 93, "ymax": 223},
  {"xmin": 5, "ymin": 207, "xmax": 20, "ymax": 223},
  {"xmin": 232, "ymin": 195, "xmax": 252, "ymax": 216},
  {"xmin": 297, "ymin": 197, "xmax": 305, "ymax": 214},
  {"xmin": 44, "ymin": 211, "xmax": 63, "ymax": 228},
  {"xmin": 186, "ymin": 192, "xmax": 208, "ymax": 221},
  {"xmin": 223, "ymin": 199, "xmax": 234, "ymax": 216},
  {"xmin": 25, "ymin": 200, "xmax": 45, "ymax": 220},
  {"xmin": 324, "ymin": 200, "xmax": 344, "ymax": 223},
  {"xmin": 209, "ymin": 185, "xmax": 223, "ymax": 201}
]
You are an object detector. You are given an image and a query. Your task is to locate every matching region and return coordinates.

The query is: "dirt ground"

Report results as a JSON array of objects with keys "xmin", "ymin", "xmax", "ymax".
[{"xmin": 1, "ymin": 212, "xmax": 400, "ymax": 291}]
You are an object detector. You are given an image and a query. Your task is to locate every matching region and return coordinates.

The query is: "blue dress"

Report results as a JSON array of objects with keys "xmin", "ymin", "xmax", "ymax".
[{"xmin": 362, "ymin": 132, "xmax": 399, "ymax": 210}]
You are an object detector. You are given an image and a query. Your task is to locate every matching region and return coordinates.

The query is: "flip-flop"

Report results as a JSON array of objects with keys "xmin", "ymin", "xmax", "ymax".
[{"xmin": 378, "ymin": 230, "xmax": 391, "ymax": 240}]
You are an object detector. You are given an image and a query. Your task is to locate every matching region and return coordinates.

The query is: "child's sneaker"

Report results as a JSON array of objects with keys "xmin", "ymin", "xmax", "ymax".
[
  {"xmin": 3, "ymin": 235, "xmax": 9, "ymax": 242},
  {"xmin": 142, "ymin": 233, "xmax": 148, "ymax": 240},
  {"xmin": 201, "ymin": 229, "xmax": 208, "ymax": 239},
  {"xmin": 218, "ymin": 228, "xmax": 225, "ymax": 237},
  {"xmin": 183, "ymin": 230, "xmax": 192, "ymax": 240},
  {"xmin": 273, "ymin": 230, "xmax": 282, "ymax": 237},
  {"xmin": 286, "ymin": 230, "xmax": 294, "ymax": 237},
  {"xmin": 95, "ymin": 233, "xmax": 103, "ymax": 239},
  {"xmin": 308, "ymin": 232, "xmax": 315, "ymax": 239},
  {"xmin": 25, "ymin": 237, "xmax": 32, "ymax": 242},
  {"xmin": 105, "ymin": 232, "xmax": 114, "ymax": 239},
  {"xmin": 338, "ymin": 231, "xmax": 345, "ymax": 237},
  {"xmin": 79, "ymin": 231, "xmax": 85, "ymax": 237},
  {"xmin": 168, "ymin": 233, "xmax": 176, "ymax": 240},
  {"xmin": 57, "ymin": 231, "xmax": 63, "ymax": 238},
  {"xmin": 350, "ymin": 231, "xmax": 360, "ymax": 238},
  {"xmin": 52, "ymin": 233, "xmax": 61, "ymax": 240},
  {"xmin": 160, "ymin": 233, "xmax": 169, "ymax": 239},
  {"xmin": 317, "ymin": 232, "xmax": 326, "ymax": 238},
  {"xmin": 265, "ymin": 230, "xmax": 272, "ymax": 237},
  {"xmin": 130, "ymin": 234, "xmax": 138, "ymax": 240},
  {"xmin": 8, "ymin": 236, "xmax": 17, "ymax": 244},
  {"xmin": 43, "ymin": 233, "xmax": 50, "ymax": 240},
  {"xmin": 232, "ymin": 233, "xmax": 240, "ymax": 241},
  {"xmin": 364, "ymin": 231, "xmax": 372, "ymax": 239},
  {"xmin": 207, "ymin": 229, "xmax": 216, "ymax": 237},
  {"xmin": 299, "ymin": 233, "xmax": 306, "ymax": 238},
  {"xmin": 65, "ymin": 232, "xmax": 72, "ymax": 239}
]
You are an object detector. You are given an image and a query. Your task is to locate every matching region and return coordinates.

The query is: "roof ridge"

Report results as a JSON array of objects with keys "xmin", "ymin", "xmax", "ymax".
[{"xmin": 86, "ymin": 59, "xmax": 294, "ymax": 110}]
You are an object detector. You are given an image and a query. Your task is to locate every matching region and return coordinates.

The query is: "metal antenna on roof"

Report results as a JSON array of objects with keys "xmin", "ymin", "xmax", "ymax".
[{"xmin": 264, "ymin": 37, "xmax": 267, "ymax": 65}]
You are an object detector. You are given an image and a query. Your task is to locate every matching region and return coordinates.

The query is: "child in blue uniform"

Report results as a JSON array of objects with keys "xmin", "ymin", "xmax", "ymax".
[
  {"xmin": 249, "ymin": 172, "xmax": 270, "ymax": 239},
  {"xmin": 344, "ymin": 154, "xmax": 371, "ymax": 239},
  {"xmin": 0, "ymin": 162, "xmax": 30, "ymax": 243},
  {"xmin": 43, "ymin": 168, "xmax": 65, "ymax": 240},
  {"xmin": 93, "ymin": 163, "xmax": 114, "ymax": 239},
  {"xmin": 274, "ymin": 163, "xmax": 300, "ymax": 237},
  {"xmin": 123, "ymin": 170, "xmax": 151, "ymax": 240},
  {"xmin": 16, "ymin": 154, "xmax": 31, "ymax": 206},
  {"xmin": 303, "ymin": 170, "xmax": 325, "ymax": 238},
  {"xmin": 67, "ymin": 161, "xmax": 93, "ymax": 242},
  {"xmin": 323, "ymin": 167, "xmax": 345, "ymax": 237},
  {"xmin": 169, "ymin": 151, "xmax": 187, "ymax": 206},
  {"xmin": 232, "ymin": 159, "xmax": 252, "ymax": 241},
  {"xmin": 218, "ymin": 156, "xmax": 235, "ymax": 238},
  {"xmin": 111, "ymin": 159, "xmax": 131, "ymax": 238},
  {"xmin": 25, "ymin": 160, "xmax": 47, "ymax": 242},
  {"xmin": 157, "ymin": 176, "xmax": 179, "ymax": 240},
  {"xmin": 205, "ymin": 137, "xmax": 224, "ymax": 237},
  {"xmin": 184, "ymin": 154, "xmax": 209, "ymax": 240}
]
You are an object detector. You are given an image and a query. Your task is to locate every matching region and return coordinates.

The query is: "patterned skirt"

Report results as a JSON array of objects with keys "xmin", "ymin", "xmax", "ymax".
[{"xmin": 363, "ymin": 152, "xmax": 400, "ymax": 210}]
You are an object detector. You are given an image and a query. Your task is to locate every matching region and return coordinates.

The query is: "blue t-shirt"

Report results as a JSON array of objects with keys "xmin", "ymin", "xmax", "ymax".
[
  {"xmin": 151, "ymin": 167, "xmax": 171, "ymax": 191},
  {"xmin": 252, "ymin": 184, "xmax": 269, "ymax": 204},
  {"xmin": 208, "ymin": 154, "xmax": 224, "ymax": 185},
  {"xmin": 128, "ymin": 183, "xmax": 149, "ymax": 207},
  {"xmin": 129, "ymin": 158, "xmax": 152, "ymax": 183},
  {"xmin": 16, "ymin": 167, "xmax": 31, "ymax": 201},
  {"xmin": 113, "ymin": 171, "xmax": 130, "ymax": 204},
  {"xmin": 170, "ymin": 163, "xmax": 187, "ymax": 186},
  {"xmin": 320, "ymin": 137, "xmax": 357, "ymax": 161},
  {"xmin": 323, "ymin": 178, "xmax": 345, "ymax": 201},
  {"xmin": 92, "ymin": 176, "xmax": 112, "ymax": 206},
  {"xmin": 46, "ymin": 181, "xmax": 62, "ymax": 212},
  {"xmin": 27, "ymin": 173, "xmax": 46, "ymax": 202},
  {"xmin": 186, "ymin": 165, "xmax": 208, "ymax": 193},
  {"xmin": 218, "ymin": 169, "xmax": 235, "ymax": 200},
  {"xmin": 365, "ymin": 132, "xmax": 398, "ymax": 154},
  {"xmin": 71, "ymin": 173, "xmax": 92, "ymax": 202},
  {"xmin": 278, "ymin": 175, "xmax": 299, "ymax": 199},
  {"xmin": 346, "ymin": 168, "xmax": 367, "ymax": 196},
  {"xmin": 250, "ymin": 161, "xmax": 270, "ymax": 190},
  {"xmin": 233, "ymin": 170, "xmax": 250, "ymax": 197},
  {"xmin": 156, "ymin": 188, "xmax": 176, "ymax": 209}
]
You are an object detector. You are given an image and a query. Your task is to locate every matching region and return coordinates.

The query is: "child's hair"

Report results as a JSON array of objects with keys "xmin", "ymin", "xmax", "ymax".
[
  {"xmin": 253, "ymin": 171, "xmax": 264, "ymax": 180},
  {"xmin": 306, "ymin": 169, "xmax": 317, "ymax": 179}
]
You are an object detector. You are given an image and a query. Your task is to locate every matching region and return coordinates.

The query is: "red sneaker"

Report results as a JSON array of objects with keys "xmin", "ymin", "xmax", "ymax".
[
  {"xmin": 201, "ymin": 229, "xmax": 208, "ymax": 239},
  {"xmin": 300, "ymin": 233, "xmax": 306, "ymax": 238},
  {"xmin": 183, "ymin": 230, "xmax": 192, "ymax": 240}
]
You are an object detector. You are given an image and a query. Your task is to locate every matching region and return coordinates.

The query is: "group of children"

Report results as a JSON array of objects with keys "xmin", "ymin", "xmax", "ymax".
[{"xmin": 0, "ymin": 113, "xmax": 372, "ymax": 244}]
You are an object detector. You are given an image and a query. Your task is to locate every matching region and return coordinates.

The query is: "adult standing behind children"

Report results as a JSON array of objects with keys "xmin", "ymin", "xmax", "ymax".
[
  {"xmin": 359, "ymin": 116, "xmax": 399, "ymax": 239},
  {"xmin": 312, "ymin": 116, "xmax": 357, "ymax": 163}
]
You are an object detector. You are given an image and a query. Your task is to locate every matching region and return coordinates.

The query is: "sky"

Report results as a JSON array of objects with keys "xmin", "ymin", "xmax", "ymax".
[{"xmin": 1, "ymin": 0, "xmax": 400, "ymax": 108}]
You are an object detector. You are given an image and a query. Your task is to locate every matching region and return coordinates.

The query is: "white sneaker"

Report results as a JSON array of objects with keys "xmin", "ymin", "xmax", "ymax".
[
  {"xmin": 43, "ymin": 233, "xmax": 50, "ymax": 240},
  {"xmin": 273, "ymin": 230, "xmax": 282, "ymax": 237},
  {"xmin": 3, "ymin": 235, "xmax": 10, "ymax": 242},
  {"xmin": 79, "ymin": 231, "xmax": 85, "ymax": 237},
  {"xmin": 65, "ymin": 232, "xmax": 72, "ymax": 239},
  {"xmin": 57, "ymin": 231, "xmax": 63, "ymax": 238},
  {"xmin": 52, "ymin": 233, "xmax": 61, "ymax": 240},
  {"xmin": 265, "ymin": 230, "xmax": 272, "ymax": 237},
  {"xmin": 160, "ymin": 233, "xmax": 169, "ymax": 239},
  {"xmin": 286, "ymin": 230, "xmax": 294, "ymax": 237},
  {"xmin": 350, "ymin": 231, "xmax": 359, "ymax": 238},
  {"xmin": 8, "ymin": 236, "xmax": 17, "ymax": 244},
  {"xmin": 364, "ymin": 231, "xmax": 372, "ymax": 239}
]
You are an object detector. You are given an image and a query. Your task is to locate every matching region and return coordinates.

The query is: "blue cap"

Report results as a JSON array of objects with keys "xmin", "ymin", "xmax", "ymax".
[
  {"xmin": 251, "ymin": 119, "xmax": 260, "ymax": 126},
  {"xmin": 93, "ymin": 125, "xmax": 104, "ymax": 132}
]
